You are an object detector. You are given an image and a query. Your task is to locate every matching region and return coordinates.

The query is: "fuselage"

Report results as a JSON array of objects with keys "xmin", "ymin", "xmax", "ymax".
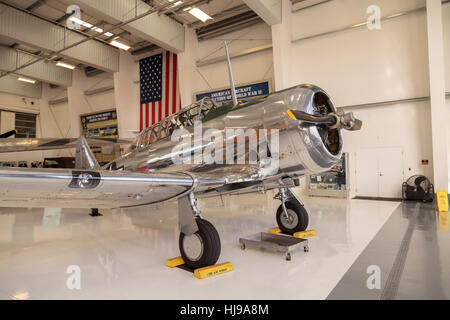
[{"xmin": 109, "ymin": 84, "xmax": 343, "ymax": 185}]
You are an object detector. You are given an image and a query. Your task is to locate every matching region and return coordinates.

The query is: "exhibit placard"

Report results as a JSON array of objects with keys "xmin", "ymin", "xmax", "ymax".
[{"xmin": 194, "ymin": 80, "xmax": 271, "ymax": 104}]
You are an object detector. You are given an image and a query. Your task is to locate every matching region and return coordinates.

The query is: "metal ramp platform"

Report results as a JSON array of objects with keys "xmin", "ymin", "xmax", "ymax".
[{"xmin": 239, "ymin": 232, "xmax": 309, "ymax": 261}]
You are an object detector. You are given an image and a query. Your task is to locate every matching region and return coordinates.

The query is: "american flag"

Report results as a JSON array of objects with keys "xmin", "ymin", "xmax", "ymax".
[{"xmin": 139, "ymin": 51, "xmax": 181, "ymax": 131}]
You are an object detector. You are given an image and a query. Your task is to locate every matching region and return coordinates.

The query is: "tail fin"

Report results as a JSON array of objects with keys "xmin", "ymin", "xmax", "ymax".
[{"xmin": 75, "ymin": 136, "xmax": 100, "ymax": 170}]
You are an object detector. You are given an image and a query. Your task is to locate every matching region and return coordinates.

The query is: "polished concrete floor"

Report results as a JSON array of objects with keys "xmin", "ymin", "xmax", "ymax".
[
  {"xmin": 328, "ymin": 200, "xmax": 450, "ymax": 300},
  {"xmin": 0, "ymin": 190, "xmax": 400, "ymax": 300}
]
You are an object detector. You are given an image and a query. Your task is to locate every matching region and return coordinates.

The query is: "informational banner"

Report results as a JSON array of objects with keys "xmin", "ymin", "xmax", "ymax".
[
  {"xmin": 194, "ymin": 80, "xmax": 271, "ymax": 104},
  {"xmin": 80, "ymin": 109, "xmax": 117, "ymax": 131},
  {"xmin": 80, "ymin": 108, "xmax": 120, "ymax": 164}
]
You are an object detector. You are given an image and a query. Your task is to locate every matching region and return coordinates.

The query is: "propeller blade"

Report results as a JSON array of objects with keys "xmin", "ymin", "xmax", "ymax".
[
  {"xmin": 349, "ymin": 119, "xmax": 363, "ymax": 131},
  {"xmin": 287, "ymin": 110, "xmax": 336, "ymax": 126},
  {"xmin": 0, "ymin": 129, "xmax": 18, "ymax": 138},
  {"xmin": 287, "ymin": 110, "xmax": 363, "ymax": 131}
]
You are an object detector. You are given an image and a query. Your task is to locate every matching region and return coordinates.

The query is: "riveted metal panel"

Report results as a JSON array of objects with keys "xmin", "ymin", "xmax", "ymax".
[
  {"xmin": 0, "ymin": 3, "xmax": 119, "ymax": 72},
  {"xmin": 70, "ymin": 0, "xmax": 185, "ymax": 53},
  {"xmin": 0, "ymin": 46, "xmax": 72, "ymax": 86},
  {"xmin": 0, "ymin": 75, "xmax": 42, "ymax": 98}
]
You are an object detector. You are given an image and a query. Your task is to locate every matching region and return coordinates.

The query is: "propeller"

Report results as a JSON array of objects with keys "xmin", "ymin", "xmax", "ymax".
[
  {"xmin": 287, "ymin": 110, "xmax": 363, "ymax": 131},
  {"xmin": 0, "ymin": 129, "xmax": 18, "ymax": 138}
]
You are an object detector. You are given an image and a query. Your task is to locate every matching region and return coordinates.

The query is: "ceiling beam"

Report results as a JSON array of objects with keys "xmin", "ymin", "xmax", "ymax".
[
  {"xmin": 0, "ymin": 46, "xmax": 72, "ymax": 86},
  {"xmin": 243, "ymin": 0, "xmax": 282, "ymax": 25},
  {"xmin": 0, "ymin": 2, "xmax": 119, "ymax": 73},
  {"xmin": 68, "ymin": 0, "xmax": 185, "ymax": 53},
  {"xmin": 26, "ymin": 0, "xmax": 46, "ymax": 12}
]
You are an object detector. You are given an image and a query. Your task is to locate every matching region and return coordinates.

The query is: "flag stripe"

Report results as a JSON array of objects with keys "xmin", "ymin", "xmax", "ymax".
[
  {"xmin": 165, "ymin": 51, "xmax": 170, "ymax": 120},
  {"xmin": 140, "ymin": 104, "xmax": 143, "ymax": 132},
  {"xmin": 172, "ymin": 53, "xmax": 178, "ymax": 115}
]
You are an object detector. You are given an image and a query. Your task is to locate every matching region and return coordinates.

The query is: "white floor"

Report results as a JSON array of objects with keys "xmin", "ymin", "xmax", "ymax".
[{"xmin": 0, "ymin": 190, "xmax": 399, "ymax": 300}]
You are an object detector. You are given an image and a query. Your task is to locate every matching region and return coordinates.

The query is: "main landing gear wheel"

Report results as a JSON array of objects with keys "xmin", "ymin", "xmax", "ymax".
[
  {"xmin": 276, "ymin": 201, "xmax": 309, "ymax": 235},
  {"xmin": 179, "ymin": 218, "xmax": 221, "ymax": 269}
]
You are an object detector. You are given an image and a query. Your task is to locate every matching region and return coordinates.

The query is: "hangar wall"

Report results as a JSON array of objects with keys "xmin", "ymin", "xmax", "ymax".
[
  {"xmin": 179, "ymin": 22, "xmax": 274, "ymax": 106},
  {"xmin": 0, "ymin": 70, "xmax": 116, "ymax": 163},
  {"xmin": 272, "ymin": 0, "xmax": 440, "ymax": 197},
  {"xmin": 444, "ymin": 3, "xmax": 450, "ymax": 189}
]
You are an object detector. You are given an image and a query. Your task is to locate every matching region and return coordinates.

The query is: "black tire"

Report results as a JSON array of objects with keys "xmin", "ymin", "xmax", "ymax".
[
  {"xmin": 276, "ymin": 201, "xmax": 309, "ymax": 235},
  {"xmin": 179, "ymin": 218, "xmax": 221, "ymax": 269}
]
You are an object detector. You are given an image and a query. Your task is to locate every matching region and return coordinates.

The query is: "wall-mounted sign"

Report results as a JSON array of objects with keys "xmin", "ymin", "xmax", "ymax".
[
  {"xmin": 80, "ymin": 108, "xmax": 119, "ymax": 165},
  {"xmin": 194, "ymin": 80, "xmax": 271, "ymax": 104},
  {"xmin": 80, "ymin": 109, "xmax": 118, "ymax": 139}
]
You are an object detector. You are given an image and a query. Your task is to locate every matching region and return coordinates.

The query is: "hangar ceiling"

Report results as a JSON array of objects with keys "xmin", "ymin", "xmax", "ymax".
[{"xmin": 0, "ymin": 0, "xmax": 259, "ymax": 89}]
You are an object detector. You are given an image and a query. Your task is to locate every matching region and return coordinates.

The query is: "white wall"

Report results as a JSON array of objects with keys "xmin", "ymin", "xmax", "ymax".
[
  {"xmin": 270, "ymin": 0, "xmax": 442, "ymax": 196},
  {"xmin": 343, "ymin": 101, "xmax": 433, "ymax": 197},
  {"xmin": 67, "ymin": 69, "xmax": 116, "ymax": 137},
  {"xmin": 179, "ymin": 22, "xmax": 274, "ymax": 106},
  {"xmin": 444, "ymin": 4, "xmax": 450, "ymax": 188},
  {"xmin": 289, "ymin": 0, "xmax": 429, "ymax": 106}
]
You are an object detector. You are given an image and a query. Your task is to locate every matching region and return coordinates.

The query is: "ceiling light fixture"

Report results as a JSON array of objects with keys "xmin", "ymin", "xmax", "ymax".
[
  {"xmin": 56, "ymin": 61, "xmax": 76, "ymax": 70},
  {"xmin": 189, "ymin": 8, "xmax": 212, "ymax": 22},
  {"xmin": 68, "ymin": 17, "xmax": 114, "ymax": 37},
  {"xmin": 110, "ymin": 40, "xmax": 131, "ymax": 51},
  {"xmin": 18, "ymin": 77, "xmax": 36, "ymax": 84}
]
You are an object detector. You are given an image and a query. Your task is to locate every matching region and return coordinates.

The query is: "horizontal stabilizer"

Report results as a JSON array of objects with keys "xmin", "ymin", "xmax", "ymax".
[{"xmin": 0, "ymin": 137, "xmax": 134, "ymax": 153}]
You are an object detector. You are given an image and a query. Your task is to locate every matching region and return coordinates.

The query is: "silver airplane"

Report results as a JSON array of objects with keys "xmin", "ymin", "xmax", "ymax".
[{"xmin": 0, "ymin": 47, "xmax": 362, "ymax": 269}]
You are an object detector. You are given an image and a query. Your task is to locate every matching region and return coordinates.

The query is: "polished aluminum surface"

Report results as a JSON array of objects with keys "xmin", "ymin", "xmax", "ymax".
[
  {"xmin": 0, "ymin": 168, "xmax": 195, "ymax": 208},
  {"xmin": 115, "ymin": 84, "xmax": 343, "ymax": 179}
]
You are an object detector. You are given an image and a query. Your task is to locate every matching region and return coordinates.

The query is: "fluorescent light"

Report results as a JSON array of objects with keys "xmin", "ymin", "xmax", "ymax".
[
  {"xmin": 18, "ymin": 77, "xmax": 36, "ymax": 84},
  {"xmin": 56, "ymin": 61, "xmax": 76, "ymax": 70},
  {"xmin": 189, "ymin": 8, "xmax": 212, "ymax": 22},
  {"xmin": 173, "ymin": 1, "xmax": 183, "ymax": 6},
  {"xmin": 110, "ymin": 40, "xmax": 130, "ymax": 51},
  {"xmin": 68, "ymin": 17, "xmax": 114, "ymax": 37}
]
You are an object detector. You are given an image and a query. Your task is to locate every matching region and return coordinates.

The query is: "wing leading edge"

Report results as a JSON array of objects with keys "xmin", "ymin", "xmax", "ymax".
[{"xmin": 0, "ymin": 168, "xmax": 206, "ymax": 208}]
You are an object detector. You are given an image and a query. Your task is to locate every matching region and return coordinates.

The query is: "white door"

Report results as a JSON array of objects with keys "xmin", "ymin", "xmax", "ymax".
[
  {"xmin": 355, "ymin": 149, "xmax": 379, "ymax": 197},
  {"xmin": 378, "ymin": 148, "xmax": 404, "ymax": 198},
  {"xmin": 355, "ymin": 148, "xmax": 404, "ymax": 198}
]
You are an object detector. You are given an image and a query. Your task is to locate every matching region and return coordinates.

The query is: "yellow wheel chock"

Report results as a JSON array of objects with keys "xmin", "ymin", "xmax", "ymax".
[{"xmin": 165, "ymin": 256, "xmax": 233, "ymax": 279}]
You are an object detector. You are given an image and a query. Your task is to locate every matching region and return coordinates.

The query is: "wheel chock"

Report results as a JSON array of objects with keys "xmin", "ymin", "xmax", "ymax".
[
  {"xmin": 166, "ymin": 257, "xmax": 233, "ymax": 279},
  {"xmin": 293, "ymin": 230, "xmax": 317, "ymax": 238},
  {"xmin": 269, "ymin": 227, "xmax": 317, "ymax": 238},
  {"xmin": 437, "ymin": 190, "xmax": 449, "ymax": 212},
  {"xmin": 269, "ymin": 227, "xmax": 282, "ymax": 234},
  {"xmin": 194, "ymin": 262, "xmax": 233, "ymax": 279},
  {"xmin": 166, "ymin": 256, "xmax": 185, "ymax": 268}
]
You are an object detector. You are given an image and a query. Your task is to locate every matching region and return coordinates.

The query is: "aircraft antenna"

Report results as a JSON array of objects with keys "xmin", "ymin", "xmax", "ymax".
[{"xmin": 224, "ymin": 42, "xmax": 238, "ymax": 106}]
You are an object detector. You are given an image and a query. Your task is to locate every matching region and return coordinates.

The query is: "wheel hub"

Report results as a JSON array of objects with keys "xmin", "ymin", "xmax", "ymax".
[
  {"xmin": 182, "ymin": 233, "xmax": 204, "ymax": 262},
  {"xmin": 280, "ymin": 209, "xmax": 298, "ymax": 229}
]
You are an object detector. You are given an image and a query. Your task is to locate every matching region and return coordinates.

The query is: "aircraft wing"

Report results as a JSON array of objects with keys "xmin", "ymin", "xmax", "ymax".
[
  {"xmin": 0, "ymin": 138, "xmax": 134, "ymax": 153},
  {"xmin": 0, "ymin": 167, "xmax": 223, "ymax": 208}
]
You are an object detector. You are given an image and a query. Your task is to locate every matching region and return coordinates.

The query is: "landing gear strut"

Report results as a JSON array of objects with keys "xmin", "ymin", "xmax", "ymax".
[
  {"xmin": 274, "ymin": 188, "xmax": 308, "ymax": 235},
  {"xmin": 178, "ymin": 193, "xmax": 221, "ymax": 269}
]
